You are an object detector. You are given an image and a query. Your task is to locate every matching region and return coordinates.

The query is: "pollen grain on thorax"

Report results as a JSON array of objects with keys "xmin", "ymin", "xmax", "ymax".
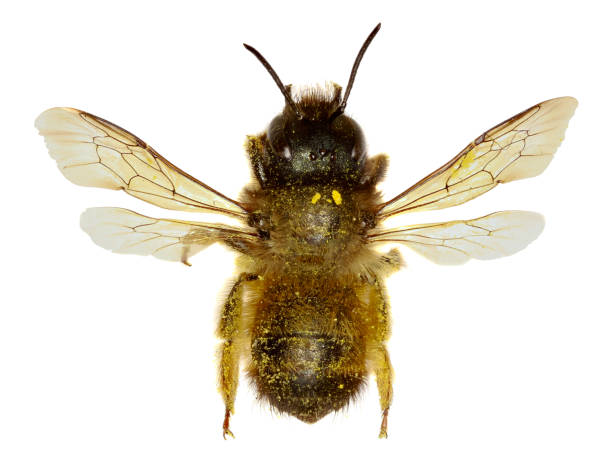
[
  {"xmin": 332, "ymin": 190, "xmax": 342, "ymax": 205},
  {"xmin": 311, "ymin": 192, "xmax": 322, "ymax": 204}
]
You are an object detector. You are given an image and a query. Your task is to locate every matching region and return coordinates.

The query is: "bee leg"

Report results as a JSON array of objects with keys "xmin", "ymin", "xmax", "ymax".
[
  {"xmin": 222, "ymin": 408, "xmax": 234, "ymax": 440},
  {"xmin": 217, "ymin": 273, "xmax": 259, "ymax": 439},
  {"xmin": 364, "ymin": 276, "xmax": 394, "ymax": 438},
  {"xmin": 373, "ymin": 346, "xmax": 393, "ymax": 439}
]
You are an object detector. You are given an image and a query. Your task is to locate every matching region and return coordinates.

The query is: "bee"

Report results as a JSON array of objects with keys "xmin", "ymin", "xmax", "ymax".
[{"xmin": 36, "ymin": 23, "xmax": 577, "ymax": 439}]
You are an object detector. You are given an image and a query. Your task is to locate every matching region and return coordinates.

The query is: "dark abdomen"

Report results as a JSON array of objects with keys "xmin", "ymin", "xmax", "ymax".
[
  {"xmin": 250, "ymin": 333, "xmax": 365, "ymax": 423},
  {"xmin": 247, "ymin": 277, "xmax": 367, "ymax": 423}
]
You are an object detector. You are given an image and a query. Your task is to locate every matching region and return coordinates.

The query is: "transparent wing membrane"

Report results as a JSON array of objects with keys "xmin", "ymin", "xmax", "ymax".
[
  {"xmin": 36, "ymin": 107, "xmax": 247, "ymax": 218},
  {"xmin": 378, "ymin": 97, "xmax": 577, "ymax": 217},
  {"xmin": 368, "ymin": 211, "xmax": 544, "ymax": 265},
  {"xmin": 80, "ymin": 207, "xmax": 258, "ymax": 265}
]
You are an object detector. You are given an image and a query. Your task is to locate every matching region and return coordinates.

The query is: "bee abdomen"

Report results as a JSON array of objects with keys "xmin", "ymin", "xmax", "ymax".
[{"xmin": 249, "ymin": 334, "xmax": 366, "ymax": 423}]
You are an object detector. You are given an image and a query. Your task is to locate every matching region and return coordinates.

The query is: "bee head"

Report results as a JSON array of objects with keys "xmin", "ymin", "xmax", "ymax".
[
  {"xmin": 258, "ymin": 84, "xmax": 365, "ymax": 186},
  {"xmin": 244, "ymin": 24, "xmax": 380, "ymax": 188}
]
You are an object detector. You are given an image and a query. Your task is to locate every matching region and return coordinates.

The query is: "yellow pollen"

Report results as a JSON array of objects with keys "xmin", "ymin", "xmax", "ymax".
[
  {"xmin": 311, "ymin": 192, "xmax": 321, "ymax": 204},
  {"xmin": 332, "ymin": 190, "xmax": 342, "ymax": 205}
]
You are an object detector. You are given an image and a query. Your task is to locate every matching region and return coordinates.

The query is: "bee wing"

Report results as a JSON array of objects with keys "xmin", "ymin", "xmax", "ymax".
[
  {"xmin": 377, "ymin": 97, "xmax": 577, "ymax": 218},
  {"xmin": 368, "ymin": 211, "xmax": 544, "ymax": 265},
  {"xmin": 36, "ymin": 107, "xmax": 247, "ymax": 218},
  {"xmin": 80, "ymin": 207, "xmax": 259, "ymax": 265}
]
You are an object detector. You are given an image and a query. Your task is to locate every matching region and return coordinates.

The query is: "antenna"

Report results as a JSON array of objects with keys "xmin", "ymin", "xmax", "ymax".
[
  {"xmin": 332, "ymin": 23, "xmax": 381, "ymax": 119},
  {"xmin": 243, "ymin": 43, "xmax": 302, "ymax": 119}
]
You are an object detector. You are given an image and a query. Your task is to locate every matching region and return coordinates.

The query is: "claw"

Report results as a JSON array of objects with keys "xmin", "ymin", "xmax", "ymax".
[
  {"xmin": 378, "ymin": 408, "xmax": 389, "ymax": 439},
  {"xmin": 222, "ymin": 408, "xmax": 235, "ymax": 440}
]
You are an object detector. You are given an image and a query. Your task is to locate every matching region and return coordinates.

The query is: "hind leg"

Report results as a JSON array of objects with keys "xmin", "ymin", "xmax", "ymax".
[
  {"xmin": 372, "ymin": 345, "xmax": 393, "ymax": 438},
  {"xmin": 217, "ymin": 273, "xmax": 258, "ymax": 439},
  {"xmin": 363, "ymin": 275, "xmax": 394, "ymax": 438}
]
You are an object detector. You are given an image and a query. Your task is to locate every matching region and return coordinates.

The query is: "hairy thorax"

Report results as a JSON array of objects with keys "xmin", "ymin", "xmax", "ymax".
[{"xmin": 245, "ymin": 184, "xmax": 376, "ymax": 275}]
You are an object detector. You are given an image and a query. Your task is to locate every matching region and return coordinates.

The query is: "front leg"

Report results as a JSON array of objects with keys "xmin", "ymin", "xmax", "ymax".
[{"xmin": 216, "ymin": 272, "xmax": 259, "ymax": 439}]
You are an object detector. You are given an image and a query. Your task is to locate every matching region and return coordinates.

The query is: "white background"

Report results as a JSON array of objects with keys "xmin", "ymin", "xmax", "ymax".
[{"xmin": 1, "ymin": 1, "xmax": 610, "ymax": 470}]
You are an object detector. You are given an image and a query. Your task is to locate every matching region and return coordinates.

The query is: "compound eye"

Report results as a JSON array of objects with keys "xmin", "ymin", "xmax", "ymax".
[
  {"xmin": 279, "ymin": 144, "xmax": 292, "ymax": 160},
  {"xmin": 269, "ymin": 133, "xmax": 292, "ymax": 161},
  {"xmin": 351, "ymin": 141, "xmax": 365, "ymax": 162},
  {"xmin": 351, "ymin": 125, "xmax": 366, "ymax": 162},
  {"xmin": 267, "ymin": 115, "xmax": 293, "ymax": 160}
]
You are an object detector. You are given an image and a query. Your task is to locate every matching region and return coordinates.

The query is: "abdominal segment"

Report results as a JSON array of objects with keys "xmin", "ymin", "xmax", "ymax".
[
  {"xmin": 249, "ymin": 333, "xmax": 366, "ymax": 423},
  {"xmin": 247, "ymin": 277, "xmax": 367, "ymax": 423}
]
